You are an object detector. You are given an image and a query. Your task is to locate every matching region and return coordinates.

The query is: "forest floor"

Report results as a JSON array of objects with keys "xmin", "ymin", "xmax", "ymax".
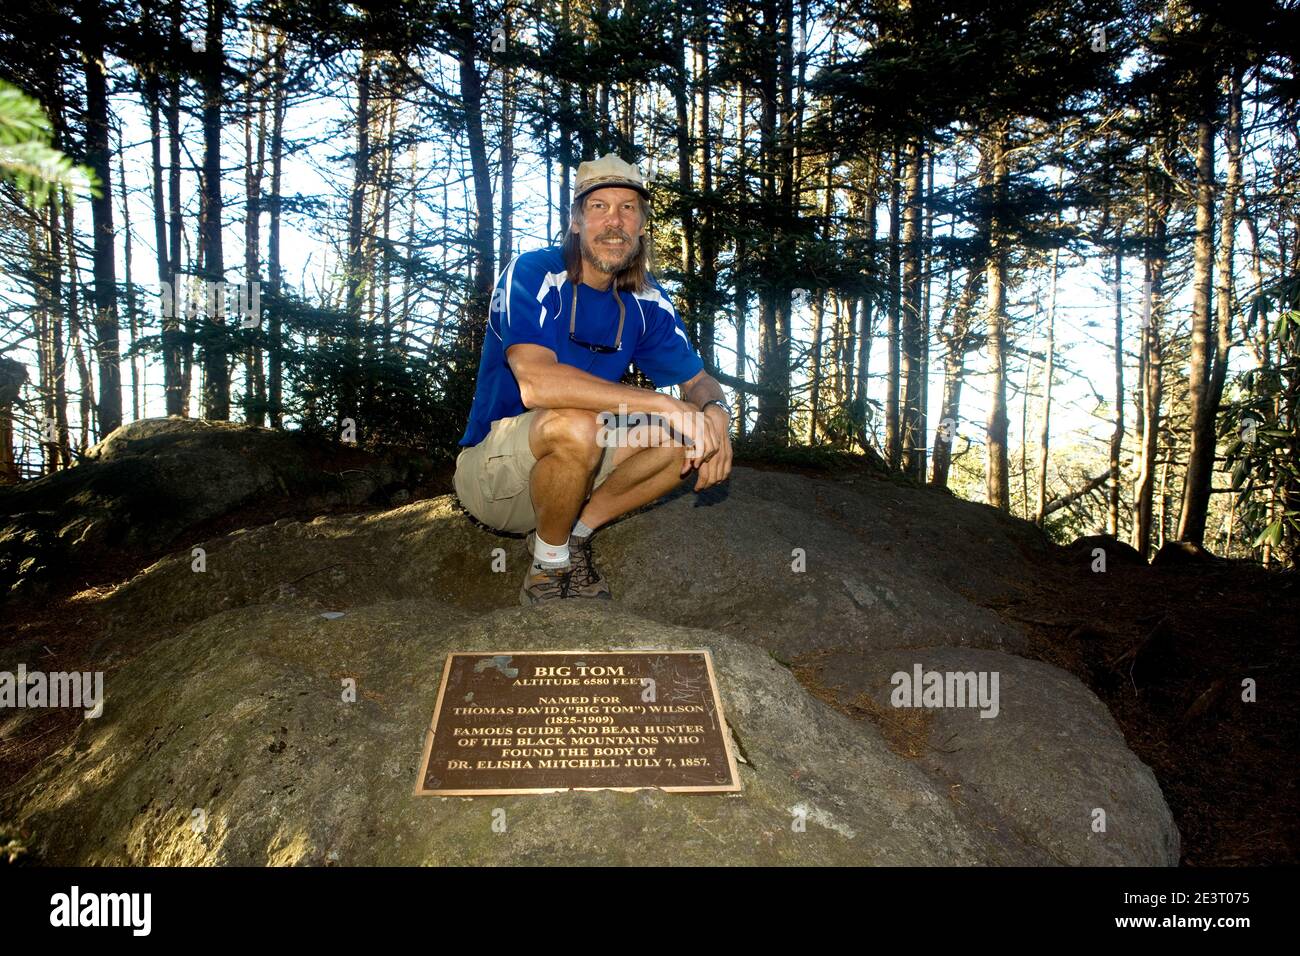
[
  {"xmin": 1001, "ymin": 552, "xmax": 1300, "ymax": 866},
  {"xmin": 2, "ymin": 451, "xmax": 1295, "ymax": 866}
]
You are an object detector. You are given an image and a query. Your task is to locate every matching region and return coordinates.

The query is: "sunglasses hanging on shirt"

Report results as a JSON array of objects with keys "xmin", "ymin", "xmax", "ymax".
[{"xmin": 569, "ymin": 282, "xmax": 626, "ymax": 354}]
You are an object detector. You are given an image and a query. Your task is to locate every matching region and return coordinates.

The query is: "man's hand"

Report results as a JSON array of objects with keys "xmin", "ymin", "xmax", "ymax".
[
  {"xmin": 671, "ymin": 371, "xmax": 735, "ymax": 491},
  {"xmin": 653, "ymin": 396, "xmax": 732, "ymax": 491},
  {"xmin": 654, "ymin": 396, "xmax": 714, "ymax": 469},
  {"xmin": 683, "ymin": 403, "xmax": 734, "ymax": 492}
]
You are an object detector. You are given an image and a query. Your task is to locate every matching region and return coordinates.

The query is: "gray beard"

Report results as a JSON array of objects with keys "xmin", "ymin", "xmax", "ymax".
[{"xmin": 582, "ymin": 235, "xmax": 639, "ymax": 275}]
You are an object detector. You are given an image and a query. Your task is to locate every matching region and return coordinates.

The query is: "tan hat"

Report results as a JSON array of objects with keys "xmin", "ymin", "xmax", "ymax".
[{"xmin": 574, "ymin": 152, "xmax": 650, "ymax": 202}]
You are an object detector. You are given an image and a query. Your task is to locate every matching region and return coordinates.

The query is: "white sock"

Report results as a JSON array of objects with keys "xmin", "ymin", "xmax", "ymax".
[
  {"xmin": 571, "ymin": 519, "xmax": 594, "ymax": 540},
  {"xmin": 532, "ymin": 533, "xmax": 569, "ymax": 569}
]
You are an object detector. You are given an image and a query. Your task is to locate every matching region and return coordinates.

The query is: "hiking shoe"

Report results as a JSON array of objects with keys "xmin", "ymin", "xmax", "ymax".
[
  {"xmin": 519, "ymin": 557, "xmax": 572, "ymax": 606},
  {"xmin": 565, "ymin": 533, "xmax": 612, "ymax": 600}
]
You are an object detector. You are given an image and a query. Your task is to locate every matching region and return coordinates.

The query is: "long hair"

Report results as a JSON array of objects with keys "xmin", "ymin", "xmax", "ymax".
[{"xmin": 562, "ymin": 194, "xmax": 655, "ymax": 294}]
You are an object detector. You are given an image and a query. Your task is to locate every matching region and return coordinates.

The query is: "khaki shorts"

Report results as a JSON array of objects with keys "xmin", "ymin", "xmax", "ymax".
[{"xmin": 453, "ymin": 409, "xmax": 621, "ymax": 534}]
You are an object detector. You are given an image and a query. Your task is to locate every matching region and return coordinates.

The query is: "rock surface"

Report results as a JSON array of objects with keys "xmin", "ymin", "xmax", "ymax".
[
  {"xmin": 809, "ymin": 647, "xmax": 1180, "ymax": 865},
  {"xmin": 2, "ymin": 600, "xmax": 1176, "ymax": 865},
  {"xmin": 93, "ymin": 465, "xmax": 1039, "ymax": 663},
  {"xmin": 0, "ymin": 428, "xmax": 1181, "ymax": 865},
  {"xmin": 0, "ymin": 418, "xmax": 422, "ymax": 601}
]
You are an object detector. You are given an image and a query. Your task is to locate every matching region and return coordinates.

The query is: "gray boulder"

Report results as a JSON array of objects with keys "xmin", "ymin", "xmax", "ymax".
[
  {"xmin": 0, "ymin": 446, "xmax": 1180, "ymax": 866},
  {"xmin": 0, "ymin": 600, "xmax": 1176, "ymax": 865},
  {"xmin": 0, "ymin": 418, "xmax": 423, "ymax": 602},
  {"xmin": 94, "ymin": 466, "xmax": 1032, "ymax": 664},
  {"xmin": 805, "ymin": 647, "xmax": 1180, "ymax": 865}
]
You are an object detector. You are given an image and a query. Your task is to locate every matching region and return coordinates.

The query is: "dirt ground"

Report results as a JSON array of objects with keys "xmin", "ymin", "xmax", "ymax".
[{"xmin": 996, "ymin": 552, "xmax": 1299, "ymax": 866}]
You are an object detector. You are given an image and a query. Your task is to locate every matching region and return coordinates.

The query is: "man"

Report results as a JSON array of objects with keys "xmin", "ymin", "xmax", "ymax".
[{"xmin": 454, "ymin": 153, "xmax": 735, "ymax": 605}]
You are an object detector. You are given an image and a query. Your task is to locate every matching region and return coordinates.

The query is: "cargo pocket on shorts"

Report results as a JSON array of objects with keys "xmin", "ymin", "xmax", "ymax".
[{"xmin": 479, "ymin": 452, "xmax": 528, "ymax": 502}]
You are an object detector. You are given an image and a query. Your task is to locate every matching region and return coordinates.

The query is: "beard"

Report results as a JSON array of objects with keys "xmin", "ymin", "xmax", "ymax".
[{"xmin": 581, "ymin": 228, "xmax": 641, "ymax": 274}]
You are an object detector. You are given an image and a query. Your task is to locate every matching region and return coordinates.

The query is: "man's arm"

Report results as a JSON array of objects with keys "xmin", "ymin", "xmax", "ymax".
[
  {"xmin": 509, "ymin": 345, "xmax": 723, "ymax": 486},
  {"xmin": 678, "ymin": 368, "xmax": 725, "ymax": 411},
  {"xmin": 507, "ymin": 343, "xmax": 675, "ymax": 416}
]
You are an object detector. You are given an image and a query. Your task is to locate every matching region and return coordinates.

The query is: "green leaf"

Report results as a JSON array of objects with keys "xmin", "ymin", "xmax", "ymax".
[
  {"xmin": 0, "ymin": 80, "xmax": 98, "ymax": 203},
  {"xmin": 1253, "ymin": 520, "xmax": 1284, "ymax": 548},
  {"xmin": 0, "ymin": 141, "xmax": 98, "ymax": 202},
  {"xmin": 0, "ymin": 81, "xmax": 51, "ymax": 146}
]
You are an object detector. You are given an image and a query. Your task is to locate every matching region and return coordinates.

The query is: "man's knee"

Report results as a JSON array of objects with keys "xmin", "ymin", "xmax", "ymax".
[{"xmin": 532, "ymin": 407, "xmax": 605, "ymax": 469}]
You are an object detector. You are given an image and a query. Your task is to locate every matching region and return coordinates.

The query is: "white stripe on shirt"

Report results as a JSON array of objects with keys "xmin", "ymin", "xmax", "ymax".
[{"xmin": 633, "ymin": 282, "xmax": 676, "ymax": 324}]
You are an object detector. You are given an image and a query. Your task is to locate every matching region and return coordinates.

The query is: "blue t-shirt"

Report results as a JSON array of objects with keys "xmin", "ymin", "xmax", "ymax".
[{"xmin": 458, "ymin": 245, "xmax": 705, "ymax": 447}]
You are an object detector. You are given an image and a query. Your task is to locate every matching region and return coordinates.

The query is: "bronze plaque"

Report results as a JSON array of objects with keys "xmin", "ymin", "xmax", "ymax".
[{"xmin": 415, "ymin": 650, "xmax": 742, "ymax": 795}]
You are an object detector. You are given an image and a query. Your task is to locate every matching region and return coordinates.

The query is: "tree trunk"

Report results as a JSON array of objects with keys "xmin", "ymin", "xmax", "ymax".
[
  {"xmin": 46, "ymin": 200, "xmax": 72, "ymax": 469},
  {"xmin": 1037, "ymin": 161, "xmax": 1065, "ymax": 524},
  {"xmin": 346, "ymin": 48, "xmax": 371, "ymax": 320},
  {"xmin": 28, "ymin": 218, "xmax": 52, "ymax": 474},
  {"xmin": 752, "ymin": 0, "xmax": 789, "ymax": 443},
  {"xmin": 830, "ymin": 292, "xmax": 843, "ymax": 404},
  {"xmin": 931, "ymin": 270, "xmax": 982, "ymax": 488},
  {"xmin": 82, "ymin": 0, "xmax": 122, "ymax": 437},
  {"xmin": 499, "ymin": 14, "xmax": 515, "ymax": 270},
  {"xmin": 696, "ymin": 5, "xmax": 718, "ymax": 369},
  {"xmin": 166, "ymin": 0, "xmax": 186, "ymax": 415},
  {"xmin": 734, "ymin": 84, "xmax": 749, "ymax": 440},
  {"xmin": 377, "ymin": 89, "xmax": 397, "ymax": 357},
  {"xmin": 1177, "ymin": 113, "xmax": 1219, "ymax": 544},
  {"xmin": 983, "ymin": 122, "xmax": 1011, "ymax": 511},
  {"xmin": 343, "ymin": 45, "xmax": 372, "ymax": 429},
  {"xmin": 1133, "ymin": 152, "xmax": 1171, "ymax": 556},
  {"xmin": 118, "ymin": 147, "xmax": 141, "ymax": 421},
  {"xmin": 459, "ymin": 2, "xmax": 494, "ymax": 304},
  {"xmin": 200, "ymin": 0, "xmax": 229, "ymax": 420},
  {"xmin": 1036, "ymin": 255, "xmax": 1059, "ymax": 524},
  {"xmin": 843, "ymin": 295, "xmax": 858, "ymax": 416},
  {"xmin": 144, "ymin": 68, "xmax": 177, "ymax": 420},
  {"xmin": 853, "ymin": 154, "xmax": 879, "ymax": 433},
  {"xmin": 558, "ymin": 0, "xmax": 572, "ymax": 233},
  {"xmin": 810, "ymin": 291, "xmax": 824, "ymax": 444},
  {"xmin": 267, "ymin": 33, "xmax": 286, "ymax": 427},
  {"xmin": 1110, "ymin": 246, "xmax": 1125, "ymax": 535},
  {"xmin": 1021, "ymin": 297, "xmax": 1037, "ymax": 519},
  {"xmin": 39, "ymin": 46, "xmax": 72, "ymax": 466},
  {"xmin": 900, "ymin": 137, "xmax": 925, "ymax": 480},
  {"xmin": 1204, "ymin": 66, "xmax": 1245, "ymax": 533},
  {"xmin": 809, "ymin": 158, "xmax": 834, "ymax": 444},
  {"xmin": 884, "ymin": 142, "xmax": 902, "ymax": 469},
  {"xmin": 918, "ymin": 149, "xmax": 933, "ymax": 468},
  {"xmin": 1209, "ymin": 67, "xmax": 1243, "ymax": 416},
  {"xmin": 400, "ymin": 146, "xmax": 416, "ymax": 353},
  {"xmin": 61, "ymin": 199, "xmax": 93, "ymax": 451},
  {"xmin": 674, "ymin": 2, "xmax": 697, "ymax": 341},
  {"xmin": 244, "ymin": 25, "xmax": 267, "ymax": 425}
]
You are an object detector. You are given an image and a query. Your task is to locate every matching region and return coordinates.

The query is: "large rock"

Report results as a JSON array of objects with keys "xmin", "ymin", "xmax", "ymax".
[
  {"xmin": 806, "ymin": 646, "xmax": 1180, "ymax": 866},
  {"xmin": 93, "ymin": 466, "xmax": 1035, "ymax": 663},
  {"xmin": 0, "ymin": 418, "xmax": 423, "ymax": 601},
  {"xmin": 0, "ymin": 600, "xmax": 1176, "ymax": 865},
  {"xmin": 0, "ymin": 434, "xmax": 1182, "ymax": 866}
]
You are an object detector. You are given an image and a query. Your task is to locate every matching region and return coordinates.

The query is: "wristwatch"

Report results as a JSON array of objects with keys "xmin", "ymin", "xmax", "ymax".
[{"xmin": 701, "ymin": 399, "xmax": 733, "ymax": 422}]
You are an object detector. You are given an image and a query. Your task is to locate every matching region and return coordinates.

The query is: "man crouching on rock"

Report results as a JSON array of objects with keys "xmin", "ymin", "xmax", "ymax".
[{"xmin": 453, "ymin": 153, "xmax": 734, "ymax": 605}]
